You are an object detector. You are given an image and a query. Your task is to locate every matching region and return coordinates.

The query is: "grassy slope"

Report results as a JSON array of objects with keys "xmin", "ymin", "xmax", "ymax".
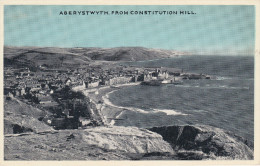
[{"xmin": 4, "ymin": 98, "xmax": 53, "ymax": 134}]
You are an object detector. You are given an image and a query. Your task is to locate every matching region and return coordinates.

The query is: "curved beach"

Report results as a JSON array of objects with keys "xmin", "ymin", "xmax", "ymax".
[
  {"xmin": 78, "ymin": 82, "xmax": 141, "ymax": 125},
  {"xmin": 76, "ymin": 82, "xmax": 189, "ymax": 126}
]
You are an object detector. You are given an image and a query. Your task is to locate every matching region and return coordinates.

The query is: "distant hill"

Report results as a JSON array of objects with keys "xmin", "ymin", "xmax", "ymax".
[
  {"xmin": 78, "ymin": 47, "xmax": 186, "ymax": 61},
  {"xmin": 4, "ymin": 46, "xmax": 187, "ymax": 69},
  {"xmin": 4, "ymin": 46, "xmax": 92, "ymax": 70}
]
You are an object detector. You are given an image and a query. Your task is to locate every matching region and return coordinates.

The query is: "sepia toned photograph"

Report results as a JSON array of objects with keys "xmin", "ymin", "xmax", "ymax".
[{"xmin": 1, "ymin": 3, "xmax": 258, "ymax": 163}]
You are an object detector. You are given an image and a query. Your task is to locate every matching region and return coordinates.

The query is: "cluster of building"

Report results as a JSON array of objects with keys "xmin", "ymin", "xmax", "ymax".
[
  {"xmin": 4, "ymin": 64, "xmax": 211, "ymax": 129},
  {"xmin": 4, "ymin": 66, "xmax": 184, "ymax": 99},
  {"xmin": 4, "ymin": 63, "xmax": 212, "ymax": 107}
]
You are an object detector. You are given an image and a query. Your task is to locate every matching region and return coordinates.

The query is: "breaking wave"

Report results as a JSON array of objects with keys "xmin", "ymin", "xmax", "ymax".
[
  {"xmin": 102, "ymin": 90, "xmax": 188, "ymax": 120},
  {"xmin": 152, "ymin": 109, "xmax": 188, "ymax": 115},
  {"xmin": 176, "ymin": 84, "xmax": 250, "ymax": 90}
]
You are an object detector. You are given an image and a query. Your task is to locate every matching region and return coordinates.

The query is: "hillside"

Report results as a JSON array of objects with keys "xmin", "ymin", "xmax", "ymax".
[
  {"xmin": 79, "ymin": 47, "xmax": 186, "ymax": 61},
  {"xmin": 4, "ymin": 126, "xmax": 174, "ymax": 160},
  {"xmin": 4, "ymin": 46, "xmax": 92, "ymax": 70},
  {"xmin": 4, "ymin": 46, "xmax": 186, "ymax": 69},
  {"xmin": 4, "ymin": 125, "xmax": 253, "ymax": 160},
  {"xmin": 4, "ymin": 97, "xmax": 53, "ymax": 134}
]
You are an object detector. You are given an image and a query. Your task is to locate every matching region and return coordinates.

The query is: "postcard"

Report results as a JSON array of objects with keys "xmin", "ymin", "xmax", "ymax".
[{"xmin": 0, "ymin": 0, "xmax": 259, "ymax": 165}]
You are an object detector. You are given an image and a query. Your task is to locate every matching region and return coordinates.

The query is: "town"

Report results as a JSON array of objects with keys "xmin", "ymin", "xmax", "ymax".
[{"xmin": 4, "ymin": 63, "xmax": 210, "ymax": 131}]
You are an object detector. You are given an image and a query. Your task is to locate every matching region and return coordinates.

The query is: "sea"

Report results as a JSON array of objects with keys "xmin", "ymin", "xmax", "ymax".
[{"xmin": 108, "ymin": 55, "xmax": 254, "ymax": 142}]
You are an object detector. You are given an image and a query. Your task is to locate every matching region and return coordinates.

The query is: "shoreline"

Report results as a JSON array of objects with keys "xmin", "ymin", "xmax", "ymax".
[
  {"xmin": 74, "ymin": 82, "xmax": 189, "ymax": 127},
  {"xmin": 75, "ymin": 82, "xmax": 141, "ymax": 126},
  {"xmin": 74, "ymin": 79, "xmax": 253, "ymax": 145}
]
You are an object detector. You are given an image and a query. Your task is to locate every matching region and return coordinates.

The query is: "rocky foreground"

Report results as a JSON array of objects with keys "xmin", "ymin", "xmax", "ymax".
[
  {"xmin": 149, "ymin": 125, "xmax": 254, "ymax": 160},
  {"xmin": 4, "ymin": 125, "xmax": 253, "ymax": 160}
]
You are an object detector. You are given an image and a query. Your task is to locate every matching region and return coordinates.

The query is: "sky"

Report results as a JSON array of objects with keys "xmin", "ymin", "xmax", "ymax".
[{"xmin": 4, "ymin": 5, "xmax": 255, "ymax": 55}]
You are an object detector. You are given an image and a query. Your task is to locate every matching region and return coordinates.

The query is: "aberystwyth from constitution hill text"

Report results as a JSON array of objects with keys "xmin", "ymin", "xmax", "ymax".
[{"xmin": 58, "ymin": 10, "xmax": 197, "ymax": 15}]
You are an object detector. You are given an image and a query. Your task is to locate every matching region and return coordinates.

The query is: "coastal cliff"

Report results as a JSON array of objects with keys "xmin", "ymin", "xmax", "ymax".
[
  {"xmin": 148, "ymin": 125, "xmax": 254, "ymax": 160},
  {"xmin": 5, "ymin": 124, "xmax": 253, "ymax": 160}
]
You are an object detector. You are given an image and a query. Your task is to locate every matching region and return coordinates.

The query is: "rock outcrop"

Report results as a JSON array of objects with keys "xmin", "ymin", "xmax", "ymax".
[
  {"xmin": 148, "ymin": 125, "xmax": 254, "ymax": 160},
  {"xmin": 4, "ymin": 126, "xmax": 174, "ymax": 160},
  {"xmin": 4, "ymin": 125, "xmax": 254, "ymax": 160},
  {"xmin": 76, "ymin": 126, "xmax": 174, "ymax": 154}
]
